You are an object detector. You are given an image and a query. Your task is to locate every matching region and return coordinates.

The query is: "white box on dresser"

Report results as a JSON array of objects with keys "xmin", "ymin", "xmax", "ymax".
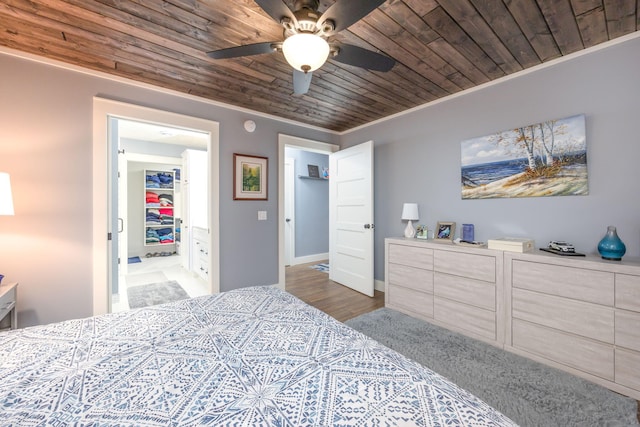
[
  {"xmin": 385, "ymin": 238, "xmax": 504, "ymax": 347},
  {"xmin": 504, "ymin": 250, "xmax": 640, "ymax": 400}
]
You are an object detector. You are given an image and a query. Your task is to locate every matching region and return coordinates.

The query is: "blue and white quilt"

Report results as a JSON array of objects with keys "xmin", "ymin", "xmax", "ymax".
[{"xmin": 0, "ymin": 286, "xmax": 516, "ymax": 426}]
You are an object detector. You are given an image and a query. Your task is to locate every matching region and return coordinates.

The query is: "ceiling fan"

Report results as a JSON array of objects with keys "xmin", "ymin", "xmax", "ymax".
[{"xmin": 207, "ymin": 0, "xmax": 396, "ymax": 95}]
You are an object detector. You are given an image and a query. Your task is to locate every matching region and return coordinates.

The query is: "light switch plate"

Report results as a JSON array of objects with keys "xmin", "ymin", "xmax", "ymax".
[{"xmin": 258, "ymin": 210, "xmax": 267, "ymax": 221}]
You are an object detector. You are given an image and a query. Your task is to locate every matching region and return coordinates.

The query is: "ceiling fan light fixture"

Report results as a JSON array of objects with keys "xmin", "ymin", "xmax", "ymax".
[{"xmin": 282, "ymin": 33, "xmax": 330, "ymax": 73}]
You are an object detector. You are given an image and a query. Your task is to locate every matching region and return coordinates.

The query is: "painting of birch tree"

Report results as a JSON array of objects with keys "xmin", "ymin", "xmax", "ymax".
[{"xmin": 461, "ymin": 114, "xmax": 587, "ymax": 199}]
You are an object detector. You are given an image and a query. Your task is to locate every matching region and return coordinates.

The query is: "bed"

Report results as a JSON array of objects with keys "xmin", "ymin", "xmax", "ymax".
[{"xmin": 0, "ymin": 286, "xmax": 516, "ymax": 426}]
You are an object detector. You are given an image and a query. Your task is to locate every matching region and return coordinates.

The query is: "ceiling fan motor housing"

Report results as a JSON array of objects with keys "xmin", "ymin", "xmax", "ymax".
[{"xmin": 288, "ymin": 0, "xmax": 334, "ymax": 35}]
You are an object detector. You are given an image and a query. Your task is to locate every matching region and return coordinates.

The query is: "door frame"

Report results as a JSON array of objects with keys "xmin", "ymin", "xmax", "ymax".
[
  {"xmin": 284, "ymin": 157, "xmax": 295, "ymax": 267},
  {"xmin": 278, "ymin": 134, "xmax": 339, "ymax": 289},
  {"xmin": 117, "ymin": 149, "xmax": 128, "ymax": 277},
  {"xmin": 92, "ymin": 97, "xmax": 220, "ymax": 315}
]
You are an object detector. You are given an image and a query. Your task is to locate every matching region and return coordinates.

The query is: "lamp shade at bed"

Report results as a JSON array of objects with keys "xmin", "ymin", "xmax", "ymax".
[{"xmin": 0, "ymin": 173, "xmax": 14, "ymax": 216}]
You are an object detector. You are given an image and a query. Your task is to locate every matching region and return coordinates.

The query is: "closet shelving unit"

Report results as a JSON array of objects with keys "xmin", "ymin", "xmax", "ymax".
[{"xmin": 144, "ymin": 169, "xmax": 176, "ymax": 248}]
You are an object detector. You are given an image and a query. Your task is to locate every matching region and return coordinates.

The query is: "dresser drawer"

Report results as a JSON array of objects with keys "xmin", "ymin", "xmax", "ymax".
[
  {"xmin": 0, "ymin": 284, "xmax": 16, "ymax": 311},
  {"xmin": 388, "ymin": 244, "xmax": 433, "ymax": 270},
  {"xmin": 434, "ymin": 272, "xmax": 495, "ymax": 311},
  {"xmin": 512, "ymin": 260, "xmax": 614, "ymax": 305},
  {"xmin": 512, "ymin": 288, "xmax": 614, "ymax": 343},
  {"xmin": 615, "ymin": 348, "xmax": 640, "ymax": 390},
  {"xmin": 192, "ymin": 226, "xmax": 209, "ymax": 280},
  {"xmin": 192, "ymin": 226, "xmax": 208, "ymax": 241},
  {"xmin": 195, "ymin": 256, "xmax": 208, "ymax": 280},
  {"xmin": 616, "ymin": 274, "xmax": 640, "ymax": 312},
  {"xmin": 195, "ymin": 239, "xmax": 209, "ymax": 258},
  {"xmin": 387, "ymin": 285, "xmax": 434, "ymax": 319},
  {"xmin": 615, "ymin": 310, "xmax": 640, "ymax": 352},
  {"xmin": 388, "ymin": 263, "xmax": 433, "ymax": 293},
  {"xmin": 434, "ymin": 250, "xmax": 495, "ymax": 282},
  {"xmin": 434, "ymin": 296, "xmax": 496, "ymax": 340},
  {"xmin": 0, "ymin": 283, "xmax": 17, "ymax": 330},
  {"xmin": 512, "ymin": 319, "xmax": 614, "ymax": 380}
]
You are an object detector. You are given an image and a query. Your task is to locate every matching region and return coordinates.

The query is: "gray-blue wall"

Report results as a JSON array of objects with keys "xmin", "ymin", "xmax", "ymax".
[
  {"xmin": 2, "ymin": 34, "xmax": 639, "ymax": 326},
  {"xmin": 285, "ymin": 148, "xmax": 329, "ymax": 257},
  {"xmin": 0, "ymin": 52, "xmax": 336, "ymax": 327},
  {"xmin": 341, "ymin": 36, "xmax": 640, "ymax": 281}
]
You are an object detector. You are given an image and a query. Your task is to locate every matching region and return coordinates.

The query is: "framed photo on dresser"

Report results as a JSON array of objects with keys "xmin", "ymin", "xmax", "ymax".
[{"xmin": 435, "ymin": 221, "xmax": 455, "ymax": 241}]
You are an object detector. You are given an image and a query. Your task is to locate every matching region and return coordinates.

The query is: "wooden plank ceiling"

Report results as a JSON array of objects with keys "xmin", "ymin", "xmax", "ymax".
[{"xmin": 0, "ymin": 0, "xmax": 637, "ymax": 132}]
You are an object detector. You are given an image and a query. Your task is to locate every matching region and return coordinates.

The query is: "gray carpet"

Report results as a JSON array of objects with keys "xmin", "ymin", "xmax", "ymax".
[
  {"xmin": 127, "ymin": 280, "xmax": 189, "ymax": 309},
  {"xmin": 345, "ymin": 308, "xmax": 639, "ymax": 427}
]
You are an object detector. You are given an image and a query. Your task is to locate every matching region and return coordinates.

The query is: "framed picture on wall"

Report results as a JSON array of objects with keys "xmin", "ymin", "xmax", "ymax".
[
  {"xmin": 233, "ymin": 153, "xmax": 268, "ymax": 200},
  {"xmin": 435, "ymin": 221, "xmax": 456, "ymax": 241},
  {"xmin": 307, "ymin": 164, "xmax": 320, "ymax": 178}
]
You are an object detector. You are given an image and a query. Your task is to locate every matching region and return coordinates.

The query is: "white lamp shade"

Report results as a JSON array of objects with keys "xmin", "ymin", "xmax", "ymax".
[
  {"xmin": 0, "ymin": 172, "xmax": 14, "ymax": 216},
  {"xmin": 401, "ymin": 203, "xmax": 419, "ymax": 221},
  {"xmin": 282, "ymin": 33, "xmax": 330, "ymax": 72}
]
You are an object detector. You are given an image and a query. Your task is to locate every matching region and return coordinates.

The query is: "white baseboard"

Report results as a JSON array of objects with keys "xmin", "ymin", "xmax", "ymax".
[
  {"xmin": 292, "ymin": 253, "xmax": 329, "ymax": 266},
  {"xmin": 375, "ymin": 279, "xmax": 385, "ymax": 293}
]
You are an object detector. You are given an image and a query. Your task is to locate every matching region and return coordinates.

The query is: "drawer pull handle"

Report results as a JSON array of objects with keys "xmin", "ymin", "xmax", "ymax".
[{"xmin": 0, "ymin": 301, "xmax": 15, "ymax": 311}]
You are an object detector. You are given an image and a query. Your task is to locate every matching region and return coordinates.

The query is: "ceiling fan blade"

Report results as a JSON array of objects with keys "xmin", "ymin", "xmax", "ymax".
[
  {"xmin": 254, "ymin": 0, "xmax": 297, "ymax": 26},
  {"xmin": 292, "ymin": 70, "xmax": 312, "ymax": 95},
  {"xmin": 207, "ymin": 42, "xmax": 278, "ymax": 59},
  {"xmin": 332, "ymin": 44, "xmax": 395, "ymax": 72},
  {"xmin": 318, "ymin": 0, "xmax": 386, "ymax": 34}
]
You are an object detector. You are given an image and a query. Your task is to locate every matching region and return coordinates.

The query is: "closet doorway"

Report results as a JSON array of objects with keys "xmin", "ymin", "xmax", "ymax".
[
  {"xmin": 92, "ymin": 98, "xmax": 220, "ymax": 316},
  {"xmin": 112, "ymin": 121, "xmax": 210, "ymax": 313}
]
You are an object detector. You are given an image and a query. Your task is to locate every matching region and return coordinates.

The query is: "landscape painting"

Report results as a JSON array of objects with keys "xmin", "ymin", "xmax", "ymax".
[
  {"xmin": 461, "ymin": 114, "xmax": 587, "ymax": 199},
  {"xmin": 233, "ymin": 153, "xmax": 268, "ymax": 200}
]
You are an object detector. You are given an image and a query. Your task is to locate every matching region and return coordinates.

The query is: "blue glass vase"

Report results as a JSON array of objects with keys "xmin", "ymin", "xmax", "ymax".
[{"xmin": 598, "ymin": 226, "xmax": 626, "ymax": 261}]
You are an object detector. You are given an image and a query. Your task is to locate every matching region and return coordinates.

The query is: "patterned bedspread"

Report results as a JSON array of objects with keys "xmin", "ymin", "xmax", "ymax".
[{"xmin": 0, "ymin": 286, "xmax": 517, "ymax": 426}]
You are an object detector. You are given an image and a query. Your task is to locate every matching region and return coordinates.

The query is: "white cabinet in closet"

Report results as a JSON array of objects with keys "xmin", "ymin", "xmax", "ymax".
[
  {"xmin": 144, "ymin": 169, "xmax": 176, "ymax": 248},
  {"xmin": 180, "ymin": 149, "xmax": 208, "ymax": 275},
  {"xmin": 192, "ymin": 227, "xmax": 209, "ymax": 281}
]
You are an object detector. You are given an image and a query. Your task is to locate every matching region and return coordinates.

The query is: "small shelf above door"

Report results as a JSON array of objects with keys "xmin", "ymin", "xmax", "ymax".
[{"xmin": 298, "ymin": 175, "xmax": 328, "ymax": 181}]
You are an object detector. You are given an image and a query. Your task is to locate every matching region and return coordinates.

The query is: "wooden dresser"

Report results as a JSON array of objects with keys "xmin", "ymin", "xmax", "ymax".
[
  {"xmin": 505, "ymin": 251, "xmax": 640, "ymax": 400},
  {"xmin": 0, "ymin": 282, "xmax": 18, "ymax": 330},
  {"xmin": 385, "ymin": 237, "xmax": 640, "ymax": 400},
  {"xmin": 385, "ymin": 238, "xmax": 504, "ymax": 347}
]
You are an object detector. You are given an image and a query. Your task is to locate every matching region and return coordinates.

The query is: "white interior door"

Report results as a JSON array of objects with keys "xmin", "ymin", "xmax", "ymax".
[
  {"xmin": 284, "ymin": 158, "xmax": 295, "ymax": 266},
  {"xmin": 329, "ymin": 140, "xmax": 374, "ymax": 297}
]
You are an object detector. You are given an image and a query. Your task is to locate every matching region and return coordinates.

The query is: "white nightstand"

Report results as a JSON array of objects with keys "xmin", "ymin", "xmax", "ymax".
[{"xmin": 0, "ymin": 282, "xmax": 18, "ymax": 330}]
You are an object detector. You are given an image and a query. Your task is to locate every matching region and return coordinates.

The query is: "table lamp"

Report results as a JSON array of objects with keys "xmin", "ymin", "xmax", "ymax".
[{"xmin": 401, "ymin": 203, "xmax": 419, "ymax": 238}]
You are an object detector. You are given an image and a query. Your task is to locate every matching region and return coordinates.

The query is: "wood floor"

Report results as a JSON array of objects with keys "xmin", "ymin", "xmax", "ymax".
[{"xmin": 285, "ymin": 261, "xmax": 384, "ymax": 322}]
